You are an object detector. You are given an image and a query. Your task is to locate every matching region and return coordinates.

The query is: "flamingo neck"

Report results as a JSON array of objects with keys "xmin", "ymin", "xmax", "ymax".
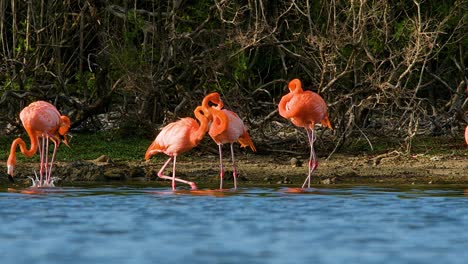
[
  {"xmin": 278, "ymin": 92, "xmax": 295, "ymax": 119},
  {"xmin": 202, "ymin": 93, "xmax": 223, "ymax": 110},
  {"xmin": 7, "ymin": 135, "xmax": 39, "ymax": 168},
  {"xmin": 208, "ymin": 108, "xmax": 229, "ymax": 137},
  {"xmin": 191, "ymin": 107, "xmax": 210, "ymax": 144},
  {"xmin": 288, "ymin": 79, "xmax": 303, "ymax": 93},
  {"xmin": 201, "ymin": 93, "xmax": 227, "ymax": 136}
]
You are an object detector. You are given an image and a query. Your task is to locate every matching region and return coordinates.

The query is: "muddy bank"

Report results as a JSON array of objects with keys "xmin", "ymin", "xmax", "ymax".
[{"xmin": 2, "ymin": 151, "xmax": 467, "ymax": 187}]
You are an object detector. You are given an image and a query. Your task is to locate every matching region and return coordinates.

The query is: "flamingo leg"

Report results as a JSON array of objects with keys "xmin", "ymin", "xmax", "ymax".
[
  {"xmin": 157, "ymin": 156, "xmax": 197, "ymax": 190},
  {"xmin": 157, "ymin": 157, "xmax": 173, "ymax": 187},
  {"xmin": 171, "ymin": 156, "xmax": 176, "ymax": 190},
  {"xmin": 38, "ymin": 136, "xmax": 45, "ymax": 185},
  {"xmin": 218, "ymin": 144, "xmax": 225, "ymax": 189},
  {"xmin": 47, "ymin": 138, "xmax": 58, "ymax": 186},
  {"xmin": 302, "ymin": 128, "xmax": 317, "ymax": 189},
  {"xmin": 44, "ymin": 136, "xmax": 50, "ymax": 186},
  {"xmin": 230, "ymin": 143, "xmax": 238, "ymax": 190}
]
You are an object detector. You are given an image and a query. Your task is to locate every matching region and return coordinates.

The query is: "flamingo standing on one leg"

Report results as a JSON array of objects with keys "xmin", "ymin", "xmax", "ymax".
[
  {"xmin": 278, "ymin": 79, "xmax": 332, "ymax": 189},
  {"xmin": 145, "ymin": 106, "xmax": 213, "ymax": 190},
  {"xmin": 7, "ymin": 101, "xmax": 71, "ymax": 187},
  {"xmin": 201, "ymin": 93, "xmax": 256, "ymax": 190}
]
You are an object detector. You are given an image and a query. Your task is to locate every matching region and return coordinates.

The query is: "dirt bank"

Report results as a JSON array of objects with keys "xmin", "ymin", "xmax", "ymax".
[{"xmin": 3, "ymin": 150, "xmax": 467, "ymax": 188}]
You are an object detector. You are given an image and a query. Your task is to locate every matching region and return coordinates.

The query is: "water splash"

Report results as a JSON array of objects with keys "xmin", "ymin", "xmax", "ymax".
[{"xmin": 27, "ymin": 171, "xmax": 58, "ymax": 188}]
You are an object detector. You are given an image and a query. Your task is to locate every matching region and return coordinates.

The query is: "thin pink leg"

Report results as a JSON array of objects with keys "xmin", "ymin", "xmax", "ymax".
[
  {"xmin": 230, "ymin": 143, "xmax": 238, "ymax": 190},
  {"xmin": 39, "ymin": 136, "xmax": 45, "ymax": 184},
  {"xmin": 157, "ymin": 156, "xmax": 197, "ymax": 190},
  {"xmin": 171, "ymin": 156, "xmax": 177, "ymax": 190},
  {"xmin": 302, "ymin": 128, "xmax": 317, "ymax": 189},
  {"xmin": 157, "ymin": 157, "xmax": 173, "ymax": 187},
  {"xmin": 44, "ymin": 136, "xmax": 50, "ymax": 186},
  {"xmin": 218, "ymin": 144, "xmax": 225, "ymax": 189},
  {"xmin": 47, "ymin": 139, "xmax": 58, "ymax": 185}
]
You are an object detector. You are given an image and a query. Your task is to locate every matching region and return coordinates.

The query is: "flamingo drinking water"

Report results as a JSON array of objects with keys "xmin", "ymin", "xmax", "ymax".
[{"xmin": 7, "ymin": 101, "xmax": 70, "ymax": 187}]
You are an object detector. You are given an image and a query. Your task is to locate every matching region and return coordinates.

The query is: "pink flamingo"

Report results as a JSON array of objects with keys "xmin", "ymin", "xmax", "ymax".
[
  {"xmin": 145, "ymin": 106, "xmax": 213, "ymax": 190},
  {"xmin": 278, "ymin": 79, "xmax": 332, "ymax": 189},
  {"xmin": 7, "ymin": 101, "xmax": 70, "ymax": 187},
  {"xmin": 201, "ymin": 93, "xmax": 256, "ymax": 189}
]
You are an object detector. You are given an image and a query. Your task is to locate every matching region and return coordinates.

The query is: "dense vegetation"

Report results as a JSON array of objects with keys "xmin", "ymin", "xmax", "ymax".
[{"xmin": 0, "ymin": 0, "xmax": 466, "ymax": 153}]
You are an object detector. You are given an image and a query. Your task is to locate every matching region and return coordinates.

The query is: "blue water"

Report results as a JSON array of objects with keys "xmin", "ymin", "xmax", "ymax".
[{"xmin": 0, "ymin": 185, "xmax": 467, "ymax": 264}]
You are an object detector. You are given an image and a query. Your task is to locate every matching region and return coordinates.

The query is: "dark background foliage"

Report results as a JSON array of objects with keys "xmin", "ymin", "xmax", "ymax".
[{"xmin": 0, "ymin": 0, "xmax": 466, "ymax": 152}]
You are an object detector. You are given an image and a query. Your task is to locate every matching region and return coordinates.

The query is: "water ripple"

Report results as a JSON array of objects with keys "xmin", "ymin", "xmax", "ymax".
[{"xmin": 0, "ymin": 185, "xmax": 467, "ymax": 264}]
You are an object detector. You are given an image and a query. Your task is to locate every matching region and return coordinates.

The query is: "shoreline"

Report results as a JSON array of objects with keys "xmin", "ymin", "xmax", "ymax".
[{"xmin": 2, "ymin": 152, "xmax": 467, "ymax": 187}]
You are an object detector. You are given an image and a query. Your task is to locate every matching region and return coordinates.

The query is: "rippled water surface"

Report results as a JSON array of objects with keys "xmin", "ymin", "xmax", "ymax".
[{"xmin": 1, "ymin": 185, "xmax": 467, "ymax": 264}]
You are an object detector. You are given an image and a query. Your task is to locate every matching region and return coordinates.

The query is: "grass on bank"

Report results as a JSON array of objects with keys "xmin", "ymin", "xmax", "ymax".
[
  {"xmin": 340, "ymin": 133, "xmax": 467, "ymax": 157},
  {"xmin": 1, "ymin": 131, "xmax": 466, "ymax": 164},
  {"xmin": 0, "ymin": 131, "xmax": 151, "ymax": 163}
]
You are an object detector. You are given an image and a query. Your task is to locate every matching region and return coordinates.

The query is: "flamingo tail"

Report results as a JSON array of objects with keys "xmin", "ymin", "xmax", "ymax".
[
  {"xmin": 321, "ymin": 114, "xmax": 333, "ymax": 130},
  {"xmin": 145, "ymin": 141, "xmax": 162, "ymax": 160},
  {"xmin": 238, "ymin": 131, "xmax": 256, "ymax": 152}
]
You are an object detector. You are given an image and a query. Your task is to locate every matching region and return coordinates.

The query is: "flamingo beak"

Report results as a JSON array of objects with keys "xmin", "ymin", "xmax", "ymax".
[
  {"xmin": 7, "ymin": 165, "xmax": 15, "ymax": 182},
  {"xmin": 62, "ymin": 134, "xmax": 72, "ymax": 148},
  {"xmin": 7, "ymin": 165, "xmax": 14, "ymax": 176}
]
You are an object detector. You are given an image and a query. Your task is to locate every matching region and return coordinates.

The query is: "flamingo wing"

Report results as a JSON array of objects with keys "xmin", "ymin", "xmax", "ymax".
[
  {"xmin": 210, "ymin": 110, "xmax": 242, "ymax": 143},
  {"xmin": 209, "ymin": 110, "xmax": 256, "ymax": 151},
  {"xmin": 20, "ymin": 101, "xmax": 61, "ymax": 134},
  {"xmin": 146, "ymin": 118, "xmax": 200, "ymax": 159},
  {"xmin": 279, "ymin": 91, "xmax": 330, "ymax": 129}
]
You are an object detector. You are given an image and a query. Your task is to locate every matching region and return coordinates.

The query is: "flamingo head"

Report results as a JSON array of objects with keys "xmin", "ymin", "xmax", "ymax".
[
  {"xmin": 7, "ymin": 153, "xmax": 16, "ymax": 177},
  {"xmin": 193, "ymin": 106, "xmax": 213, "ymax": 134},
  {"xmin": 7, "ymin": 165, "xmax": 14, "ymax": 176},
  {"xmin": 288, "ymin": 79, "xmax": 303, "ymax": 92},
  {"xmin": 211, "ymin": 93, "xmax": 224, "ymax": 110},
  {"xmin": 59, "ymin": 116, "xmax": 71, "ymax": 147},
  {"xmin": 59, "ymin": 133, "xmax": 71, "ymax": 148}
]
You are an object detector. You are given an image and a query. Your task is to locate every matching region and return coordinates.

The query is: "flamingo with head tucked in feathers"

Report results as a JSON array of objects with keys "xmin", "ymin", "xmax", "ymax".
[
  {"xmin": 7, "ymin": 101, "xmax": 70, "ymax": 187},
  {"xmin": 201, "ymin": 92, "xmax": 256, "ymax": 190},
  {"xmin": 278, "ymin": 79, "xmax": 332, "ymax": 189}
]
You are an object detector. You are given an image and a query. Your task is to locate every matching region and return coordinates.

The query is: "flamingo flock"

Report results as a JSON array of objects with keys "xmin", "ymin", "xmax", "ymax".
[
  {"xmin": 6, "ymin": 79, "xmax": 466, "ymax": 190},
  {"xmin": 144, "ymin": 92, "xmax": 256, "ymax": 190}
]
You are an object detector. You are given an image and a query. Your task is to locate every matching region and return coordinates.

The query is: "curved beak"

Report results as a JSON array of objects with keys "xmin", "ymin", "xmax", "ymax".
[
  {"xmin": 7, "ymin": 165, "xmax": 15, "ymax": 183},
  {"xmin": 62, "ymin": 134, "xmax": 72, "ymax": 148}
]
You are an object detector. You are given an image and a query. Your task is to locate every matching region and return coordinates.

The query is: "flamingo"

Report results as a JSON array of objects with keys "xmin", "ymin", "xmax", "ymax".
[
  {"xmin": 278, "ymin": 79, "xmax": 332, "ymax": 189},
  {"xmin": 201, "ymin": 92, "xmax": 256, "ymax": 189},
  {"xmin": 7, "ymin": 101, "xmax": 71, "ymax": 187},
  {"xmin": 145, "ymin": 106, "xmax": 213, "ymax": 190}
]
